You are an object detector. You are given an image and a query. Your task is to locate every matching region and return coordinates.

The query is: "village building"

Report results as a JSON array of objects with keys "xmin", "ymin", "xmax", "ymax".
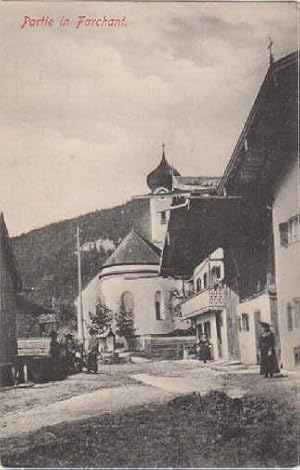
[
  {"xmin": 0, "ymin": 212, "xmax": 21, "ymax": 386},
  {"xmin": 178, "ymin": 248, "xmax": 229, "ymax": 361},
  {"xmin": 161, "ymin": 50, "xmax": 298, "ymax": 370},
  {"xmin": 218, "ymin": 50, "xmax": 299, "ymax": 369}
]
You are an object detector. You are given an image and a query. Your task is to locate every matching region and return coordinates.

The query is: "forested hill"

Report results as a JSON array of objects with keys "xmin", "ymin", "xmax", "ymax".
[{"xmin": 12, "ymin": 201, "xmax": 135, "ymax": 320}]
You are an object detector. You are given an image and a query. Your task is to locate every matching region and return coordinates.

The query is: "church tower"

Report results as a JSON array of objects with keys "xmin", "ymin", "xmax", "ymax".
[{"xmin": 146, "ymin": 145, "xmax": 180, "ymax": 249}]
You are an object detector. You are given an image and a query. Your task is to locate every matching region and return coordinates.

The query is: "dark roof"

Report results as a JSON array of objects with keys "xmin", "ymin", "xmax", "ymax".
[
  {"xmin": 147, "ymin": 147, "xmax": 181, "ymax": 192},
  {"xmin": 103, "ymin": 229, "xmax": 161, "ymax": 268},
  {"xmin": 16, "ymin": 295, "xmax": 52, "ymax": 317},
  {"xmin": 0, "ymin": 212, "xmax": 22, "ymax": 291},
  {"xmin": 160, "ymin": 196, "xmax": 243, "ymax": 278},
  {"xmin": 173, "ymin": 176, "xmax": 220, "ymax": 193},
  {"xmin": 218, "ymin": 50, "xmax": 298, "ymax": 199}
]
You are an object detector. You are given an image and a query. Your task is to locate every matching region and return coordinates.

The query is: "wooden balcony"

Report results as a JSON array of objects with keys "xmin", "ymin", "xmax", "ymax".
[{"xmin": 181, "ymin": 286, "xmax": 226, "ymax": 320}]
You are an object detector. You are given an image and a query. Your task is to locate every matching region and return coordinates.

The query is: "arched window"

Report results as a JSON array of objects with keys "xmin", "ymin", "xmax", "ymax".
[
  {"xmin": 196, "ymin": 278, "xmax": 202, "ymax": 292},
  {"xmin": 211, "ymin": 266, "xmax": 221, "ymax": 281},
  {"xmin": 287, "ymin": 303, "xmax": 293, "ymax": 331},
  {"xmin": 203, "ymin": 273, "xmax": 208, "ymax": 289},
  {"xmin": 120, "ymin": 291, "xmax": 134, "ymax": 314},
  {"xmin": 155, "ymin": 291, "xmax": 164, "ymax": 320}
]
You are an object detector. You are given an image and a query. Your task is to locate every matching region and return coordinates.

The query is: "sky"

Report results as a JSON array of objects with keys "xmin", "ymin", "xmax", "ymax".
[{"xmin": 0, "ymin": 1, "xmax": 297, "ymax": 236}]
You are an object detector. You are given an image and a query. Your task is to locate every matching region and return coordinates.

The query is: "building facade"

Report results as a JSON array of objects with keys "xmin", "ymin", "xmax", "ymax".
[
  {"xmin": 180, "ymin": 248, "xmax": 229, "ymax": 361},
  {"xmin": 0, "ymin": 213, "xmax": 21, "ymax": 385},
  {"xmin": 161, "ymin": 51, "xmax": 298, "ymax": 369},
  {"xmin": 272, "ymin": 153, "xmax": 299, "ymax": 369}
]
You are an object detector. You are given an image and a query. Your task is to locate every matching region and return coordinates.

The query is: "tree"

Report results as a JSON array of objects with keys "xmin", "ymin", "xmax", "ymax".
[
  {"xmin": 115, "ymin": 302, "xmax": 136, "ymax": 350},
  {"xmin": 89, "ymin": 300, "xmax": 113, "ymax": 335}
]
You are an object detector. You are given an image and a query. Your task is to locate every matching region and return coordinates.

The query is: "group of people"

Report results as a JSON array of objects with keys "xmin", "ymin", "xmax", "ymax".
[
  {"xmin": 194, "ymin": 322, "xmax": 279, "ymax": 378},
  {"xmin": 49, "ymin": 331, "xmax": 83, "ymax": 380},
  {"xmin": 49, "ymin": 328, "xmax": 100, "ymax": 380}
]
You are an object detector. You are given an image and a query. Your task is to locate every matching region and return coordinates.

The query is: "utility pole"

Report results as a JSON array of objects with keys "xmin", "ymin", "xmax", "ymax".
[{"xmin": 76, "ymin": 227, "xmax": 84, "ymax": 345}]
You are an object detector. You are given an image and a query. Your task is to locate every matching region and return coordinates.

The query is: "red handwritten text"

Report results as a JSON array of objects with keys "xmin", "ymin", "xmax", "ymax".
[
  {"xmin": 20, "ymin": 16, "xmax": 54, "ymax": 29},
  {"xmin": 75, "ymin": 16, "xmax": 127, "ymax": 29}
]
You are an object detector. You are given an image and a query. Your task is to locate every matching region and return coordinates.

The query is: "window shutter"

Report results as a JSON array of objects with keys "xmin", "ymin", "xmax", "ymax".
[{"xmin": 279, "ymin": 222, "xmax": 288, "ymax": 247}]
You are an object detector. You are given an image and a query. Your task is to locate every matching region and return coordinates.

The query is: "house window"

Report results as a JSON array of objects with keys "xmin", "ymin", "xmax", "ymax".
[
  {"xmin": 287, "ymin": 303, "xmax": 293, "ymax": 331},
  {"xmin": 294, "ymin": 298, "xmax": 300, "ymax": 328},
  {"xmin": 196, "ymin": 278, "xmax": 202, "ymax": 292},
  {"xmin": 280, "ymin": 216, "xmax": 299, "ymax": 247},
  {"xmin": 161, "ymin": 211, "xmax": 167, "ymax": 225},
  {"xmin": 197, "ymin": 323, "xmax": 203, "ymax": 337},
  {"xmin": 279, "ymin": 222, "xmax": 288, "ymax": 247},
  {"xmin": 203, "ymin": 273, "xmax": 208, "ymax": 289},
  {"xmin": 288, "ymin": 216, "xmax": 299, "ymax": 244},
  {"xmin": 241, "ymin": 313, "xmax": 250, "ymax": 331},
  {"xmin": 155, "ymin": 291, "xmax": 164, "ymax": 320}
]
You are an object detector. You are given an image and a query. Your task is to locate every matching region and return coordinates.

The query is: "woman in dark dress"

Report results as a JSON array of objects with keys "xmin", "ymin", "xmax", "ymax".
[
  {"xmin": 199, "ymin": 334, "xmax": 212, "ymax": 363},
  {"xmin": 259, "ymin": 323, "xmax": 279, "ymax": 378}
]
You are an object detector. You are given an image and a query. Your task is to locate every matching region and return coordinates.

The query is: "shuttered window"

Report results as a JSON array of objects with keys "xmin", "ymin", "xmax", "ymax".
[{"xmin": 279, "ymin": 222, "xmax": 288, "ymax": 247}]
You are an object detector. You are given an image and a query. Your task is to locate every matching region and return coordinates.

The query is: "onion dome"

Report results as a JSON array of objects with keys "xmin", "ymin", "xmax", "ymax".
[{"xmin": 146, "ymin": 145, "xmax": 181, "ymax": 192}]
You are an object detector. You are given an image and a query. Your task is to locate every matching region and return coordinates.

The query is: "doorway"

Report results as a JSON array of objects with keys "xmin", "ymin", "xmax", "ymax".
[
  {"xmin": 215, "ymin": 311, "xmax": 222, "ymax": 358},
  {"xmin": 254, "ymin": 310, "xmax": 261, "ymax": 364}
]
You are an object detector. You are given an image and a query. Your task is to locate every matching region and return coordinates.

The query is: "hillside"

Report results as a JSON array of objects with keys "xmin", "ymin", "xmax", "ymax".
[{"xmin": 12, "ymin": 201, "xmax": 135, "ymax": 324}]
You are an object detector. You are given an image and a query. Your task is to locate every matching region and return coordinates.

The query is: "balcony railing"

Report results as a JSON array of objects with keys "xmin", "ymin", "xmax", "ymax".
[{"xmin": 181, "ymin": 286, "xmax": 226, "ymax": 319}]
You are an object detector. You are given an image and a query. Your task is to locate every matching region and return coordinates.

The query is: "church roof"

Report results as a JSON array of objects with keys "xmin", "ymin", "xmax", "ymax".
[
  {"xmin": 103, "ymin": 229, "xmax": 161, "ymax": 267},
  {"xmin": 147, "ymin": 146, "xmax": 180, "ymax": 192}
]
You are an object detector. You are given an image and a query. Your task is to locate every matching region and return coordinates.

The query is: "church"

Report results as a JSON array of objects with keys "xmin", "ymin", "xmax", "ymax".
[{"xmin": 79, "ymin": 147, "xmax": 193, "ymax": 349}]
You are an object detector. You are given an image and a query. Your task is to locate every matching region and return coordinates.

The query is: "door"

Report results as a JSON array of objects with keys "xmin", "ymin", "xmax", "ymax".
[
  {"xmin": 215, "ymin": 311, "xmax": 222, "ymax": 358},
  {"xmin": 254, "ymin": 310, "xmax": 261, "ymax": 364}
]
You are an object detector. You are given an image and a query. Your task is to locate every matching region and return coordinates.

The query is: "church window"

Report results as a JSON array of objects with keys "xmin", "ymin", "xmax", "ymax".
[
  {"xmin": 287, "ymin": 303, "xmax": 293, "ymax": 331},
  {"xmin": 161, "ymin": 211, "xmax": 167, "ymax": 225},
  {"xmin": 196, "ymin": 278, "xmax": 201, "ymax": 292},
  {"xmin": 155, "ymin": 291, "xmax": 164, "ymax": 320},
  {"xmin": 203, "ymin": 273, "xmax": 208, "ymax": 289},
  {"xmin": 121, "ymin": 291, "xmax": 134, "ymax": 314}
]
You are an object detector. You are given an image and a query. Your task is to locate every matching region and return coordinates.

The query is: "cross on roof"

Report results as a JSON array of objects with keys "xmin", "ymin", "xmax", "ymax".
[{"xmin": 268, "ymin": 37, "xmax": 274, "ymax": 65}]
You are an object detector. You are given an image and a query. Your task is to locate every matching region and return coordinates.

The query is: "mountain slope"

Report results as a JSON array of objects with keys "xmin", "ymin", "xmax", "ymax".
[{"xmin": 12, "ymin": 201, "xmax": 135, "ymax": 320}]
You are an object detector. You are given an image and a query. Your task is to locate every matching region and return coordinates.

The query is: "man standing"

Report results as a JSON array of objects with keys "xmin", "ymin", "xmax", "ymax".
[
  {"xmin": 259, "ymin": 322, "xmax": 279, "ymax": 378},
  {"xmin": 87, "ymin": 328, "xmax": 99, "ymax": 373}
]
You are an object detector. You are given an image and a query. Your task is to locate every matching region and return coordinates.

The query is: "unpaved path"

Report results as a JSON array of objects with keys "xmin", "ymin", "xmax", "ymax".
[
  {"xmin": 0, "ymin": 366, "xmax": 244, "ymax": 439},
  {"xmin": 0, "ymin": 384, "xmax": 175, "ymax": 439}
]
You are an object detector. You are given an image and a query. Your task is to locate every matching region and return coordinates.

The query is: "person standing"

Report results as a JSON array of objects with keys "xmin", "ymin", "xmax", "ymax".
[
  {"xmin": 65, "ymin": 334, "xmax": 75, "ymax": 375},
  {"xmin": 87, "ymin": 328, "xmax": 99, "ymax": 373},
  {"xmin": 199, "ymin": 334, "xmax": 212, "ymax": 363},
  {"xmin": 259, "ymin": 322, "xmax": 279, "ymax": 378},
  {"xmin": 49, "ymin": 331, "xmax": 61, "ymax": 380}
]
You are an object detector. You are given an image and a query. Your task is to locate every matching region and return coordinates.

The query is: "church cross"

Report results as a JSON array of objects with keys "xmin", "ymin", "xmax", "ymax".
[{"xmin": 268, "ymin": 37, "xmax": 274, "ymax": 66}]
